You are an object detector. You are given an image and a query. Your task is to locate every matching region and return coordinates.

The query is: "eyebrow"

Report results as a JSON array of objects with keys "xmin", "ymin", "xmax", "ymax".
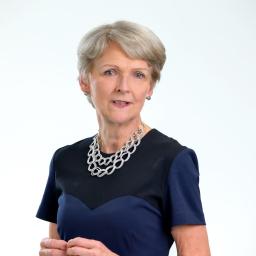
[{"xmin": 99, "ymin": 64, "xmax": 151, "ymax": 71}]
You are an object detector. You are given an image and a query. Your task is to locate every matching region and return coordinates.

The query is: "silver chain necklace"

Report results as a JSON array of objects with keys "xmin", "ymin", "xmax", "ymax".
[{"xmin": 87, "ymin": 126, "xmax": 144, "ymax": 177}]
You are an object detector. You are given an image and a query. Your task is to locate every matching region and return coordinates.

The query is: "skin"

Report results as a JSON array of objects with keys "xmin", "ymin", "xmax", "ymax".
[
  {"xmin": 80, "ymin": 42, "xmax": 153, "ymax": 153},
  {"xmin": 171, "ymin": 225, "xmax": 211, "ymax": 256},
  {"xmin": 39, "ymin": 42, "xmax": 211, "ymax": 256}
]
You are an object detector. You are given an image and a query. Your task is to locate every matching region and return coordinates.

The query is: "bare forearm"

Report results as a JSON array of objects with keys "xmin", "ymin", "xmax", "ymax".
[{"xmin": 172, "ymin": 225, "xmax": 211, "ymax": 256}]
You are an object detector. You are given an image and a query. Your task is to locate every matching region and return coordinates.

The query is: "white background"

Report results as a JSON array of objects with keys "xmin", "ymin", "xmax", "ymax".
[{"xmin": 0, "ymin": 0, "xmax": 255, "ymax": 255}]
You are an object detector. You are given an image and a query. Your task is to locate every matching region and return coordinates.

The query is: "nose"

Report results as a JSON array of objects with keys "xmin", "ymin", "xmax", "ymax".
[{"xmin": 115, "ymin": 74, "xmax": 130, "ymax": 93}]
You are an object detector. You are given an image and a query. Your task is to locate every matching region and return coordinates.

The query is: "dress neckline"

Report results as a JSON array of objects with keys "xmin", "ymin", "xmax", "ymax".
[{"xmin": 99, "ymin": 128, "xmax": 156, "ymax": 157}]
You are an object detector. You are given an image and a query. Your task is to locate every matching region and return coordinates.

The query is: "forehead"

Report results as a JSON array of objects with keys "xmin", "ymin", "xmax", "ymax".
[{"xmin": 93, "ymin": 42, "xmax": 150, "ymax": 69}]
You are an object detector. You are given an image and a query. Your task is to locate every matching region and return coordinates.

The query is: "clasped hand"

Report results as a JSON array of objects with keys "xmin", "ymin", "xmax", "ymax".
[{"xmin": 39, "ymin": 237, "xmax": 119, "ymax": 256}]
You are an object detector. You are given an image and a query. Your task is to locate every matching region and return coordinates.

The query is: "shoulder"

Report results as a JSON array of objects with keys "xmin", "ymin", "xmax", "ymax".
[
  {"xmin": 171, "ymin": 147, "xmax": 199, "ymax": 170},
  {"xmin": 145, "ymin": 129, "xmax": 187, "ymax": 158},
  {"xmin": 145, "ymin": 129, "xmax": 200, "ymax": 175},
  {"xmin": 52, "ymin": 136, "xmax": 94, "ymax": 163}
]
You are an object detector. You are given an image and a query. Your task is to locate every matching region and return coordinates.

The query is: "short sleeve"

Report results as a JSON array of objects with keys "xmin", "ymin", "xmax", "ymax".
[
  {"xmin": 165, "ymin": 148, "xmax": 206, "ymax": 228},
  {"xmin": 36, "ymin": 152, "xmax": 60, "ymax": 223}
]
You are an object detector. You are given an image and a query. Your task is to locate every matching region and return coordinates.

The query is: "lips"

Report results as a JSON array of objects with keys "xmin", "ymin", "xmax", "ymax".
[{"xmin": 112, "ymin": 100, "xmax": 131, "ymax": 108}]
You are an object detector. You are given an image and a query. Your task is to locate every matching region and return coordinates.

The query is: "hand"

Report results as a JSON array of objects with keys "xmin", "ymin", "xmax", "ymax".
[
  {"xmin": 39, "ymin": 237, "xmax": 67, "ymax": 256},
  {"xmin": 66, "ymin": 237, "xmax": 119, "ymax": 256}
]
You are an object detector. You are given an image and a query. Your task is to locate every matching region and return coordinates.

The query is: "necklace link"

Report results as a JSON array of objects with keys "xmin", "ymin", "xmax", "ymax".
[{"xmin": 87, "ymin": 126, "xmax": 144, "ymax": 177}]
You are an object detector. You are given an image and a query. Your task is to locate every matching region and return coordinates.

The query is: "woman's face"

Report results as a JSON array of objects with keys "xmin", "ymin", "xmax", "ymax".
[{"xmin": 80, "ymin": 42, "xmax": 153, "ymax": 126}]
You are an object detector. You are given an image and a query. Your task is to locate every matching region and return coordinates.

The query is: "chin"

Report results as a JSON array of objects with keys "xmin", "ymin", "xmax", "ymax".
[{"xmin": 106, "ymin": 114, "xmax": 138, "ymax": 126}]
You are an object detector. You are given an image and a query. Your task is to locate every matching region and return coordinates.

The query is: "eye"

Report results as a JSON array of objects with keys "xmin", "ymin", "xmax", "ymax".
[
  {"xmin": 134, "ymin": 71, "xmax": 145, "ymax": 79},
  {"xmin": 103, "ymin": 69, "xmax": 117, "ymax": 76}
]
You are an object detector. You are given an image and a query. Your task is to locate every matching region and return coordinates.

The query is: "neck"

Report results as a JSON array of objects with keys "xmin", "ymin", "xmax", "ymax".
[{"xmin": 97, "ymin": 118, "xmax": 150, "ymax": 154}]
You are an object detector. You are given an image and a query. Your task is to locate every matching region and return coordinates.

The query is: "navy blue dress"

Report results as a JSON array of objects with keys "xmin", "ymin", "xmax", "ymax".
[{"xmin": 36, "ymin": 129, "xmax": 206, "ymax": 256}]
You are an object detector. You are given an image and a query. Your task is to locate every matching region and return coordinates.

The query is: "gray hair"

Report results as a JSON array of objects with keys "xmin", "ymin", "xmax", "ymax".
[{"xmin": 77, "ymin": 20, "xmax": 166, "ymax": 104}]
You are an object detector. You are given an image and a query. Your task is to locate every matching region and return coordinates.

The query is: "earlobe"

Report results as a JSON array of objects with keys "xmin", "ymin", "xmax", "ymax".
[{"xmin": 146, "ymin": 88, "xmax": 153, "ymax": 100}]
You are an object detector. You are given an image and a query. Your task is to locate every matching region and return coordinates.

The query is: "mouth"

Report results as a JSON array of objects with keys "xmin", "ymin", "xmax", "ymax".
[{"xmin": 112, "ymin": 100, "xmax": 131, "ymax": 108}]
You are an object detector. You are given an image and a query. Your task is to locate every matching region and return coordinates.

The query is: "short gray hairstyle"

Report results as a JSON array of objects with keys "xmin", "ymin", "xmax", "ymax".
[{"xmin": 77, "ymin": 20, "xmax": 166, "ymax": 105}]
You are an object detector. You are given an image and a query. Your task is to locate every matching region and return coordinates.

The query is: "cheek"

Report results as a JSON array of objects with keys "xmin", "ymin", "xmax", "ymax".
[
  {"xmin": 91, "ymin": 83, "xmax": 111, "ymax": 104},
  {"xmin": 134, "ymin": 87, "xmax": 150, "ymax": 101},
  {"xmin": 139, "ymin": 92, "xmax": 147, "ymax": 100},
  {"xmin": 133, "ymin": 93, "xmax": 147, "ymax": 107},
  {"xmin": 90, "ymin": 81, "xmax": 104, "ymax": 96}
]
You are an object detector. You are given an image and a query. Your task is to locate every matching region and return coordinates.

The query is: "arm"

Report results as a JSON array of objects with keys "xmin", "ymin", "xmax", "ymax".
[
  {"xmin": 171, "ymin": 225, "xmax": 211, "ymax": 256},
  {"xmin": 49, "ymin": 223, "xmax": 61, "ymax": 239}
]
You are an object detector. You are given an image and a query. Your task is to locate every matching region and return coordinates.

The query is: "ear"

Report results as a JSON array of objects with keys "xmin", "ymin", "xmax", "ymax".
[
  {"xmin": 78, "ymin": 74, "xmax": 91, "ymax": 95},
  {"xmin": 147, "ymin": 86, "xmax": 154, "ymax": 98}
]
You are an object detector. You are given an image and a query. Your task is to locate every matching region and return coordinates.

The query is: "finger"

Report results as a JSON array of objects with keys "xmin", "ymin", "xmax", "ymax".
[
  {"xmin": 39, "ymin": 248, "xmax": 67, "ymax": 256},
  {"xmin": 41, "ymin": 238, "xmax": 67, "ymax": 250},
  {"xmin": 67, "ymin": 237, "xmax": 103, "ymax": 249},
  {"xmin": 66, "ymin": 246, "xmax": 97, "ymax": 256}
]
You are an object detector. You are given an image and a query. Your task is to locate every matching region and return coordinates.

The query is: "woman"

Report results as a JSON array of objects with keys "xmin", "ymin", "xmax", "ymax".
[{"xmin": 37, "ymin": 20, "xmax": 211, "ymax": 256}]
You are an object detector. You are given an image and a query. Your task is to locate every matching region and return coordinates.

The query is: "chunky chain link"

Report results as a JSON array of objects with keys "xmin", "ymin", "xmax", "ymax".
[{"xmin": 87, "ymin": 127, "xmax": 144, "ymax": 177}]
